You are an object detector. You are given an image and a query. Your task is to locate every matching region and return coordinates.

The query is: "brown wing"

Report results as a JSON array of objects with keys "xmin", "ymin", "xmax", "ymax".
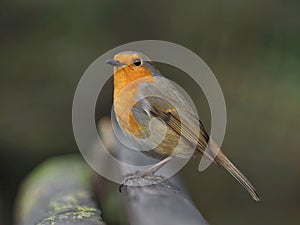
[
  {"xmin": 135, "ymin": 95, "xmax": 217, "ymax": 163},
  {"xmin": 131, "ymin": 76, "xmax": 215, "ymax": 161}
]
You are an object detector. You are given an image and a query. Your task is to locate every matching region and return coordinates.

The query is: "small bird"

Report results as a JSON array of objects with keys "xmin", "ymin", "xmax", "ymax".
[{"xmin": 106, "ymin": 51, "xmax": 260, "ymax": 201}]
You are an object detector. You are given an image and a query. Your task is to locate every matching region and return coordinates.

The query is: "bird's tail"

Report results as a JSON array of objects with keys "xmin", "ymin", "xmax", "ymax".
[{"xmin": 214, "ymin": 149, "xmax": 260, "ymax": 201}]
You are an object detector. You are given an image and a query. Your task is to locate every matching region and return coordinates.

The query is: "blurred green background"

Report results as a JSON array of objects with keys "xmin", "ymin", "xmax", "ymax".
[{"xmin": 0, "ymin": 0, "xmax": 299, "ymax": 224}]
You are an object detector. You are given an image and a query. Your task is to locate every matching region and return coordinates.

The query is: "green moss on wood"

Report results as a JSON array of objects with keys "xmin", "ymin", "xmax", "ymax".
[{"xmin": 15, "ymin": 155, "xmax": 105, "ymax": 225}]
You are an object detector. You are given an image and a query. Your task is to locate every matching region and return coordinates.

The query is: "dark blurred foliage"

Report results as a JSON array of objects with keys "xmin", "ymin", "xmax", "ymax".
[{"xmin": 0, "ymin": 0, "xmax": 299, "ymax": 225}]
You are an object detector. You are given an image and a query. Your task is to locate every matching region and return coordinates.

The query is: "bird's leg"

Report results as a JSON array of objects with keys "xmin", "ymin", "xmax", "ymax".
[
  {"xmin": 139, "ymin": 156, "xmax": 173, "ymax": 176},
  {"xmin": 119, "ymin": 156, "xmax": 173, "ymax": 192}
]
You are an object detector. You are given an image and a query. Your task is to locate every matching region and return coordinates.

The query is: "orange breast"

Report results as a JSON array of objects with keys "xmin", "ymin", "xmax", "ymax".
[{"xmin": 113, "ymin": 68, "xmax": 155, "ymax": 137}]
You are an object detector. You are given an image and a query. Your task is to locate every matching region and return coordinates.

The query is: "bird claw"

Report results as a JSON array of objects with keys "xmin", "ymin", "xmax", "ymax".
[
  {"xmin": 119, "ymin": 172, "xmax": 145, "ymax": 193},
  {"xmin": 118, "ymin": 183, "xmax": 124, "ymax": 193},
  {"xmin": 118, "ymin": 171, "xmax": 166, "ymax": 193}
]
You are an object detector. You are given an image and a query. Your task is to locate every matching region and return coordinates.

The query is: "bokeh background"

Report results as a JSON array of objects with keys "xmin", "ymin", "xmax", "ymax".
[{"xmin": 1, "ymin": 0, "xmax": 299, "ymax": 224}]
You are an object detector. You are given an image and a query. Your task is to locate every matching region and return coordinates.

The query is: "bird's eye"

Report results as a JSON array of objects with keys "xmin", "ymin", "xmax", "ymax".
[{"xmin": 133, "ymin": 58, "xmax": 142, "ymax": 66}]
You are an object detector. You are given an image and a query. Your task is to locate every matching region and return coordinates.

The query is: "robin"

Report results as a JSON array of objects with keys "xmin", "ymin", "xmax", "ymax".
[{"xmin": 106, "ymin": 51, "xmax": 260, "ymax": 201}]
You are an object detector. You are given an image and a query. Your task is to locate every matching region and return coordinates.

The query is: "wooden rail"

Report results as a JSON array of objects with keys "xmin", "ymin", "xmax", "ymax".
[{"xmin": 14, "ymin": 117, "xmax": 208, "ymax": 225}]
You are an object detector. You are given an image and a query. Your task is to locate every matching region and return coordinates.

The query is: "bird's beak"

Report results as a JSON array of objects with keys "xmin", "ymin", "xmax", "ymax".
[{"xmin": 105, "ymin": 59, "xmax": 125, "ymax": 67}]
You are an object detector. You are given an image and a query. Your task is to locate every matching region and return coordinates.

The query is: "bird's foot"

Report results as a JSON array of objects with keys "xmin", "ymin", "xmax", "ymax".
[{"xmin": 119, "ymin": 171, "xmax": 165, "ymax": 193}]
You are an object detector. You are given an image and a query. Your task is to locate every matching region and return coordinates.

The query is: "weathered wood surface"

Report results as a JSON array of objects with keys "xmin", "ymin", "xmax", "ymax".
[
  {"xmin": 14, "ymin": 155, "xmax": 105, "ymax": 225},
  {"xmin": 122, "ymin": 178, "xmax": 209, "ymax": 225},
  {"xmin": 99, "ymin": 117, "xmax": 209, "ymax": 225},
  {"xmin": 14, "ymin": 117, "xmax": 209, "ymax": 225}
]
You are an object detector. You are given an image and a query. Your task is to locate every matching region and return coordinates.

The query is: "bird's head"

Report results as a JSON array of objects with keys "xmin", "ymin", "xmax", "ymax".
[{"xmin": 106, "ymin": 51, "xmax": 160, "ymax": 98}]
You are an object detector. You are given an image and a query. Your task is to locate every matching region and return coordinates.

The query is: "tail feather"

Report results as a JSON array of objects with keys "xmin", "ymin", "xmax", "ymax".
[{"xmin": 215, "ymin": 150, "xmax": 261, "ymax": 201}]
